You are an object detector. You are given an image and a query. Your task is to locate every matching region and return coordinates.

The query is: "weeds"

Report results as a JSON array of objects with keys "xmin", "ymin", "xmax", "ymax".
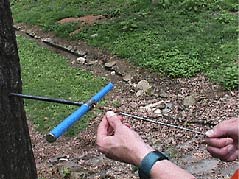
[
  {"xmin": 17, "ymin": 35, "xmax": 106, "ymax": 135},
  {"xmin": 12, "ymin": 0, "xmax": 238, "ymax": 90}
]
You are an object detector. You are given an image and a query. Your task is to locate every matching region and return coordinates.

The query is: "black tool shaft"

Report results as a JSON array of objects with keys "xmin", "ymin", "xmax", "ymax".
[
  {"xmin": 10, "ymin": 93, "xmax": 83, "ymax": 106},
  {"xmin": 9, "ymin": 93, "xmax": 204, "ymax": 135}
]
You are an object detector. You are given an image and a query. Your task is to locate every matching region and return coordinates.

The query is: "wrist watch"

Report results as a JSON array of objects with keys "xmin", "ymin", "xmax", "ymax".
[{"xmin": 138, "ymin": 150, "xmax": 169, "ymax": 179}]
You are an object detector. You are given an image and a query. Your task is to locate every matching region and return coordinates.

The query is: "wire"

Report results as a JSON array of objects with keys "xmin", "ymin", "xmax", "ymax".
[{"xmin": 119, "ymin": 112, "xmax": 204, "ymax": 135}]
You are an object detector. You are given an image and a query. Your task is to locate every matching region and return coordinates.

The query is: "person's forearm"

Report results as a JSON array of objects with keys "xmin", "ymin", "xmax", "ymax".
[{"xmin": 151, "ymin": 160, "xmax": 196, "ymax": 179}]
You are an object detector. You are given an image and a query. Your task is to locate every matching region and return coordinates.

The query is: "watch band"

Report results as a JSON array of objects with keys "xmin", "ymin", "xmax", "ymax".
[{"xmin": 138, "ymin": 151, "xmax": 169, "ymax": 179}]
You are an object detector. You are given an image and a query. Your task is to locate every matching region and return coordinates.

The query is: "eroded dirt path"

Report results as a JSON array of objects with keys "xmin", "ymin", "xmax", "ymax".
[{"xmin": 16, "ymin": 23, "xmax": 239, "ymax": 179}]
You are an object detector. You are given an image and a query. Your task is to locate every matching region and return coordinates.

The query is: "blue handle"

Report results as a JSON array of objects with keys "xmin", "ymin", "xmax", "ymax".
[{"xmin": 46, "ymin": 83, "xmax": 114, "ymax": 142}]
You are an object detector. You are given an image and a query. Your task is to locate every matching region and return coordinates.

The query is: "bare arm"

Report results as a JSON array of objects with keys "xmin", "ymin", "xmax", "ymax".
[
  {"xmin": 96, "ymin": 111, "xmax": 195, "ymax": 179},
  {"xmin": 151, "ymin": 160, "xmax": 195, "ymax": 179}
]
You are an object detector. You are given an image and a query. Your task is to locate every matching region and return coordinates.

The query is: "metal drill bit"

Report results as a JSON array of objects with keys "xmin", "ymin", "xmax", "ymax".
[
  {"xmin": 9, "ymin": 93, "xmax": 83, "ymax": 106},
  {"xmin": 119, "ymin": 112, "xmax": 204, "ymax": 135}
]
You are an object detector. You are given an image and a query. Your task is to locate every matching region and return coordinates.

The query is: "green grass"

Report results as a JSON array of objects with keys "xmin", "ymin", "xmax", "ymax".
[
  {"xmin": 17, "ymin": 35, "xmax": 106, "ymax": 136},
  {"xmin": 12, "ymin": 0, "xmax": 238, "ymax": 90}
]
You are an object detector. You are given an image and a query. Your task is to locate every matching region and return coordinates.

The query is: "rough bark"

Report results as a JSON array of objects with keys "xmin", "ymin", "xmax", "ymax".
[{"xmin": 0, "ymin": 0, "xmax": 37, "ymax": 178}]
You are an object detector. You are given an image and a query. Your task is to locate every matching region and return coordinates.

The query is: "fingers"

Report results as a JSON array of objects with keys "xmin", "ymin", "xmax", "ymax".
[
  {"xmin": 204, "ymin": 137, "xmax": 233, "ymax": 148},
  {"xmin": 207, "ymin": 144, "xmax": 238, "ymax": 161},
  {"xmin": 106, "ymin": 111, "xmax": 123, "ymax": 130},
  {"xmin": 205, "ymin": 118, "xmax": 239, "ymax": 138},
  {"xmin": 96, "ymin": 116, "xmax": 109, "ymax": 143},
  {"xmin": 227, "ymin": 150, "xmax": 239, "ymax": 161},
  {"xmin": 205, "ymin": 126, "xmax": 225, "ymax": 138}
]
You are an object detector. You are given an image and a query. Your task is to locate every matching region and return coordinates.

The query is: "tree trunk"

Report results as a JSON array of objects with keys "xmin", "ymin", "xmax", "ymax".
[{"xmin": 0, "ymin": 0, "xmax": 37, "ymax": 178}]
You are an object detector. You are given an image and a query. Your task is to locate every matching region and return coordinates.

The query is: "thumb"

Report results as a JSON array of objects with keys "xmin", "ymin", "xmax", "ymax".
[
  {"xmin": 106, "ymin": 111, "xmax": 122, "ymax": 130},
  {"xmin": 205, "ymin": 124, "xmax": 226, "ymax": 138}
]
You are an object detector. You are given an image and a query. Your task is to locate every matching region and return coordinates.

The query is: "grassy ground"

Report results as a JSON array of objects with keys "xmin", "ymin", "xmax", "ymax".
[
  {"xmin": 11, "ymin": 0, "xmax": 238, "ymax": 90},
  {"xmin": 17, "ymin": 35, "xmax": 106, "ymax": 135}
]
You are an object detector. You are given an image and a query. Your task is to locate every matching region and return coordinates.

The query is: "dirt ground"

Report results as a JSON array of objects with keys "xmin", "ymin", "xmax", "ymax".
[{"xmin": 15, "ymin": 23, "xmax": 238, "ymax": 179}]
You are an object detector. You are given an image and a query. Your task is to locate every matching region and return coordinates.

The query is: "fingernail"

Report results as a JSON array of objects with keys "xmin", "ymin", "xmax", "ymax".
[
  {"xmin": 106, "ymin": 111, "xmax": 116, "ymax": 117},
  {"xmin": 205, "ymin": 130, "xmax": 214, "ymax": 137}
]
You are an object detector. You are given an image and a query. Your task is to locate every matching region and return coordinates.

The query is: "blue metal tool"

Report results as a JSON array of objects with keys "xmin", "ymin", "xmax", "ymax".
[{"xmin": 46, "ymin": 83, "xmax": 114, "ymax": 142}]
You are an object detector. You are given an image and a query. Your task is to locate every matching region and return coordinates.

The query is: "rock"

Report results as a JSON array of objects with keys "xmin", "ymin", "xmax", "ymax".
[
  {"xmin": 26, "ymin": 30, "xmax": 35, "ymax": 37},
  {"xmin": 136, "ymin": 90, "xmax": 144, "ymax": 97},
  {"xmin": 165, "ymin": 102, "xmax": 173, "ymax": 109},
  {"xmin": 154, "ymin": 109, "xmax": 162, "ymax": 114},
  {"xmin": 65, "ymin": 45, "xmax": 73, "ymax": 51},
  {"xmin": 162, "ymin": 102, "xmax": 173, "ymax": 114},
  {"xmin": 48, "ymin": 157, "xmax": 59, "ymax": 165},
  {"xmin": 143, "ymin": 101, "xmax": 166, "ymax": 111},
  {"xmin": 110, "ymin": 71, "xmax": 116, "ymax": 75},
  {"xmin": 162, "ymin": 108, "xmax": 171, "ymax": 114},
  {"xmin": 104, "ymin": 61, "xmax": 117, "ymax": 69},
  {"xmin": 41, "ymin": 37, "xmax": 53, "ymax": 43},
  {"xmin": 77, "ymin": 57, "xmax": 86, "ymax": 64},
  {"xmin": 122, "ymin": 74, "xmax": 132, "ymax": 82},
  {"xmin": 13, "ymin": 25, "xmax": 21, "ymax": 30},
  {"xmin": 136, "ymin": 80, "xmax": 152, "ymax": 92},
  {"xmin": 75, "ymin": 50, "xmax": 87, "ymax": 57},
  {"xmin": 87, "ymin": 60, "xmax": 98, "ymax": 65},
  {"xmin": 48, "ymin": 155, "xmax": 69, "ymax": 164},
  {"xmin": 90, "ymin": 33, "xmax": 98, "ymax": 38},
  {"xmin": 34, "ymin": 35, "xmax": 41, "ymax": 39},
  {"xmin": 183, "ymin": 95, "xmax": 196, "ymax": 106}
]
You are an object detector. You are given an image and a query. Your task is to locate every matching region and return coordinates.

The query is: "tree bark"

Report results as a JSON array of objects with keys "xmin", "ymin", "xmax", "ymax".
[{"xmin": 0, "ymin": 0, "xmax": 37, "ymax": 178}]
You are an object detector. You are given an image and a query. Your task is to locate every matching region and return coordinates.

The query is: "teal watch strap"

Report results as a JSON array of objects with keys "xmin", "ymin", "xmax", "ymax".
[{"xmin": 138, "ymin": 151, "xmax": 169, "ymax": 179}]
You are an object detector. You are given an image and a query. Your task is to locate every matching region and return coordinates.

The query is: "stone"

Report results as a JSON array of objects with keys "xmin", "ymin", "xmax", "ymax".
[
  {"xmin": 105, "ymin": 61, "xmax": 117, "ymax": 69},
  {"xmin": 165, "ymin": 102, "xmax": 173, "ymax": 109},
  {"xmin": 154, "ymin": 109, "xmax": 162, "ymax": 114},
  {"xmin": 143, "ymin": 101, "xmax": 166, "ymax": 110},
  {"xmin": 48, "ymin": 157, "xmax": 59, "ymax": 165},
  {"xmin": 65, "ymin": 45, "xmax": 73, "ymax": 51},
  {"xmin": 136, "ymin": 80, "xmax": 152, "ymax": 92},
  {"xmin": 110, "ymin": 71, "xmax": 116, "ymax": 75},
  {"xmin": 76, "ymin": 57, "xmax": 86, "ymax": 64},
  {"xmin": 90, "ymin": 33, "xmax": 98, "ymax": 38},
  {"xmin": 122, "ymin": 74, "xmax": 132, "ymax": 82},
  {"xmin": 162, "ymin": 102, "xmax": 173, "ymax": 114},
  {"xmin": 41, "ymin": 37, "xmax": 53, "ymax": 43},
  {"xmin": 136, "ymin": 90, "xmax": 144, "ymax": 97},
  {"xmin": 87, "ymin": 60, "xmax": 98, "ymax": 65},
  {"xmin": 34, "ymin": 35, "xmax": 41, "ymax": 39},
  {"xmin": 183, "ymin": 95, "xmax": 196, "ymax": 106},
  {"xmin": 162, "ymin": 108, "xmax": 171, "ymax": 114},
  {"xmin": 75, "ymin": 50, "xmax": 87, "ymax": 57}
]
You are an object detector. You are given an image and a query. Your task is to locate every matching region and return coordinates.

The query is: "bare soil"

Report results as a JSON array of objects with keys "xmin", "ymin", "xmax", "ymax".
[
  {"xmin": 57, "ymin": 15, "xmax": 107, "ymax": 36},
  {"xmin": 16, "ymin": 23, "xmax": 239, "ymax": 179}
]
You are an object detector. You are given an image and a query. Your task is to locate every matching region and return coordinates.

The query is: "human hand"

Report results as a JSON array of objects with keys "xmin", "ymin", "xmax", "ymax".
[
  {"xmin": 204, "ymin": 118, "xmax": 239, "ymax": 161},
  {"xmin": 96, "ymin": 111, "xmax": 154, "ymax": 166}
]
